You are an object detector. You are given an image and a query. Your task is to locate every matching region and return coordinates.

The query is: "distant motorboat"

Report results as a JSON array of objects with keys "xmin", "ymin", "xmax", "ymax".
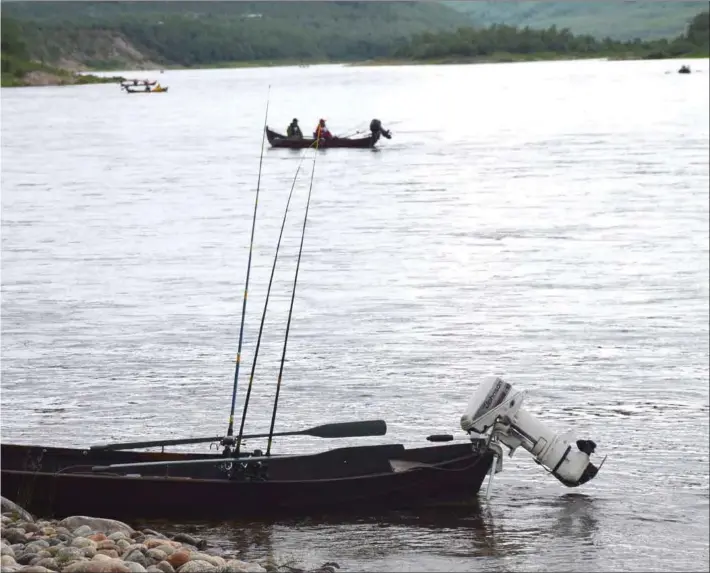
[
  {"xmin": 120, "ymin": 79, "xmax": 157, "ymax": 89},
  {"xmin": 678, "ymin": 65, "xmax": 691, "ymax": 74},
  {"xmin": 266, "ymin": 119, "xmax": 391, "ymax": 149},
  {"xmin": 125, "ymin": 83, "xmax": 169, "ymax": 94}
]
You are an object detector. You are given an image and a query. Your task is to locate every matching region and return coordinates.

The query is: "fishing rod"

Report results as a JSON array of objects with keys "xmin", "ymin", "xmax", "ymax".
[
  {"xmin": 234, "ymin": 142, "xmax": 319, "ymax": 455},
  {"xmin": 265, "ymin": 140, "xmax": 321, "ymax": 456},
  {"xmin": 336, "ymin": 121, "xmax": 368, "ymax": 139},
  {"xmin": 225, "ymin": 85, "xmax": 271, "ymax": 439},
  {"xmin": 339, "ymin": 129, "xmax": 366, "ymax": 139},
  {"xmin": 339, "ymin": 119, "xmax": 402, "ymax": 140}
]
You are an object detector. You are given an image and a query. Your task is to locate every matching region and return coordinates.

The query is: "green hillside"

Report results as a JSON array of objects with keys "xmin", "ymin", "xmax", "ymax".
[
  {"xmin": 0, "ymin": 1, "xmax": 469, "ymax": 69},
  {"xmin": 444, "ymin": 1, "xmax": 708, "ymax": 41},
  {"xmin": 1, "ymin": 13, "xmax": 124, "ymax": 86},
  {"xmin": 1, "ymin": 0, "xmax": 707, "ymax": 82}
]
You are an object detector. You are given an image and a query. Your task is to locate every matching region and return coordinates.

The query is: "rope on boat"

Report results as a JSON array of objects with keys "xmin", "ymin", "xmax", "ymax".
[
  {"xmin": 226, "ymin": 85, "xmax": 271, "ymax": 439},
  {"xmin": 266, "ymin": 137, "xmax": 321, "ymax": 456},
  {"xmin": 235, "ymin": 140, "xmax": 320, "ymax": 455}
]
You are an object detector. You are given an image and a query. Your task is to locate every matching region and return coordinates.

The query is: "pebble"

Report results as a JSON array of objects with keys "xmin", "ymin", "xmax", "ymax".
[{"xmin": 0, "ymin": 498, "xmax": 341, "ymax": 573}]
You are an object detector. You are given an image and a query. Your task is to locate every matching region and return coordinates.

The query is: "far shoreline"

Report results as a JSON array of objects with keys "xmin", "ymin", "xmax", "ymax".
[
  {"xmin": 89, "ymin": 51, "xmax": 708, "ymax": 74},
  {"xmin": 6, "ymin": 52, "xmax": 706, "ymax": 87}
]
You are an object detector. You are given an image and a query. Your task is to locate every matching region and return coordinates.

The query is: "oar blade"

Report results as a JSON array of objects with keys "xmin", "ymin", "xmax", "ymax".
[{"xmin": 305, "ymin": 420, "xmax": 387, "ymax": 439}]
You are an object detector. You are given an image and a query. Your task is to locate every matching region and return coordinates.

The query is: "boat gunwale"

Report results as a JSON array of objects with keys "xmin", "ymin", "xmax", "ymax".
[
  {"xmin": 1, "ymin": 441, "xmax": 488, "ymax": 485},
  {"xmin": 265, "ymin": 126, "xmax": 377, "ymax": 147}
]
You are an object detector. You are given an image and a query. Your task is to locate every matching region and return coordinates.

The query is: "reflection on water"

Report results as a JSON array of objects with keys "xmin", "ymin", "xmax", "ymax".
[
  {"xmin": 2, "ymin": 58, "xmax": 709, "ymax": 572},
  {"xmin": 550, "ymin": 494, "xmax": 599, "ymax": 543},
  {"xmin": 141, "ymin": 495, "xmax": 636, "ymax": 572}
]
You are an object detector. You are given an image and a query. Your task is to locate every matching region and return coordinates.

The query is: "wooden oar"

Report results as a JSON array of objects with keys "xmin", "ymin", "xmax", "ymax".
[{"xmin": 89, "ymin": 420, "xmax": 387, "ymax": 451}]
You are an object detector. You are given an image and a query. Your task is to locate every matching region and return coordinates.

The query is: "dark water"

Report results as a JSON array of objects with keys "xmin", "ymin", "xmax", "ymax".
[{"xmin": 2, "ymin": 59, "xmax": 708, "ymax": 572}]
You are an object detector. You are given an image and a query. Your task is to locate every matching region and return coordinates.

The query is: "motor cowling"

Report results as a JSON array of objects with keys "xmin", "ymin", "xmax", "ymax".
[
  {"xmin": 460, "ymin": 376, "xmax": 603, "ymax": 488},
  {"xmin": 369, "ymin": 118, "xmax": 391, "ymax": 139}
]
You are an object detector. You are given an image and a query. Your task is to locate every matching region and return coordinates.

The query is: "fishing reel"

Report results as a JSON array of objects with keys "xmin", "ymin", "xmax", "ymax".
[{"xmin": 461, "ymin": 376, "xmax": 605, "ymax": 488}]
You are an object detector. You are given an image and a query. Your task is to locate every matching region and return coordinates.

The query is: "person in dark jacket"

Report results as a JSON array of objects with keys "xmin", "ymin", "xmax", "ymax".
[{"xmin": 286, "ymin": 118, "xmax": 303, "ymax": 139}]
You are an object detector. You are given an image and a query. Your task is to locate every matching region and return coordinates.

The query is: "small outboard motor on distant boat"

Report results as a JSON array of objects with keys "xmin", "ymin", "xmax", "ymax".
[
  {"xmin": 370, "ymin": 118, "xmax": 392, "ymax": 139},
  {"xmin": 461, "ymin": 376, "xmax": 605, "ymax": 489}
]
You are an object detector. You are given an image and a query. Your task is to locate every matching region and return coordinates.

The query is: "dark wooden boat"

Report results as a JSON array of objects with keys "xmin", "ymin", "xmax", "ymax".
[
  {"xmin": 0, "ymin": 436, "xmax": 494, "ymax": 521},
  {"xmin": 265, "ymin": 127, "xmax": 381, "ymax": 149}
]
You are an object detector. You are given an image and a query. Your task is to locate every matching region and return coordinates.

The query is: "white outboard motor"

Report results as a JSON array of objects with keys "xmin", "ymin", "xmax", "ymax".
[{"xmin": 461, "ymin": 376, "xmax": 604, "ymax": 487}]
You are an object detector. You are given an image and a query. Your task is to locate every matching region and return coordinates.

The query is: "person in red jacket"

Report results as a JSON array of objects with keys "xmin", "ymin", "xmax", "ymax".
[{"xmin": 313, "ymin": 119, "xmax": 334, "ymax": 140}]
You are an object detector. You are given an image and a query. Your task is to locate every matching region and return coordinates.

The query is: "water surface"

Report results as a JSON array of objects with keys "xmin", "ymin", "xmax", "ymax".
[{"xmin": 2, "ymin": 58, "xmax": 709, "ymax": 572}]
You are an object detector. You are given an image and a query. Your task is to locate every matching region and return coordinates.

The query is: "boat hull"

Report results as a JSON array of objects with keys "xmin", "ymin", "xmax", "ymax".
[
  {"xmin": 265, "ymin": 127, "xmax": 379, "ymax": 149},
  {"xmin": 1, "ymin": 442, "xmax": 493, "ymax": 521},
  {"xmin": 125, "ymin": 87, "xmax": 169, "ymax": 93}
]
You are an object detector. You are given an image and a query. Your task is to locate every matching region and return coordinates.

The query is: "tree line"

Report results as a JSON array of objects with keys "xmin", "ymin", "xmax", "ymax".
[
  {"xmin": 442, "ymin": 1, "xmax": 707, "ymax": 42},
  {"xmin": 392, "ymin": 10, "xmax": 709, "ymax": 61}
]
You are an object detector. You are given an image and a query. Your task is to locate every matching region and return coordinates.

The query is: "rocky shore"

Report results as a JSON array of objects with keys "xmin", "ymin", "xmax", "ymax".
[{"xmin": 0, "ymin": 498, "xmax": 339, "ymax": 573}]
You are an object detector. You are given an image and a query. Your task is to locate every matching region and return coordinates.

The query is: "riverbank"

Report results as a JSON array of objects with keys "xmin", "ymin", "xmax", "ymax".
[
  {"xmin": 3, "ymin": 71, "xmax": 125, "ymax": 88},
  {"xmin": 1, "ymin": 58, "xmax": 125, "ymax": 88},
  {"xmin": 85, "ymin": 59, "xmax": 330, "ymax": 73},
  {"xmin": 81, "ymin": 50, "xmax": 709, "ymax": 77},
  {"xmin": 1, "ymin": 50, "xmax": 124, "ymax": 87},
  {"xmin": 0, "ymin": 497, "xmax": 339, "ymax": 573},
  {"xmin": 4, "ymin": 50, "xmax": 706, "ymax": 87},
  {"xmin": 353, "ymin": 50, "xmax": 709, "ymax": 67}
]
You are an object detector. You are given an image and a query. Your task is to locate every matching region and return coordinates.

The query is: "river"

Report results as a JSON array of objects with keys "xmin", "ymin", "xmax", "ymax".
[{"xmin": 1, "ymin": 58, "xmax": 708, "ymax": 572}]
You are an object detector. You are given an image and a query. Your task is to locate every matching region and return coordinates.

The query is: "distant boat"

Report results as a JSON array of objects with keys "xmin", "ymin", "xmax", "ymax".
[
  {"xmin": 678, "ymin": 65, "xmax": 691, "ymax": 74},
  {"xmin": 265, "ymin": 127, "xmax": 377, "ymax": 149},
  {"xmin": 125, "ymin": 84, "xmax": 169, "ymax": 94},
  {"xmin": 265, "ymin": 120, "xmax": 392, "ymax": 149},
  {"xmin": 120, "ymin": 79, "xmax": 157, "ymax": 89}
]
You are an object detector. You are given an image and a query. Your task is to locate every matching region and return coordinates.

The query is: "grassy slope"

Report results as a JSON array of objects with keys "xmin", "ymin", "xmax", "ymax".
[
  {"xmin": 1, "ymin": 12, "xmax": 125, "ymax": 87},
  {"xmin": 1, "ymin": 54, "xmax": 125, "ymax": 87},
  {"xmin": 444, "ymin": 1, "xmax": 707, "ymax": 40}
]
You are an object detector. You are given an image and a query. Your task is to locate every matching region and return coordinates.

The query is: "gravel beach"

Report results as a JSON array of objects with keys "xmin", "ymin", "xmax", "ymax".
[{"xmin": 0, "ymin": 497, "xmax": 340, "ymax": 573}]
